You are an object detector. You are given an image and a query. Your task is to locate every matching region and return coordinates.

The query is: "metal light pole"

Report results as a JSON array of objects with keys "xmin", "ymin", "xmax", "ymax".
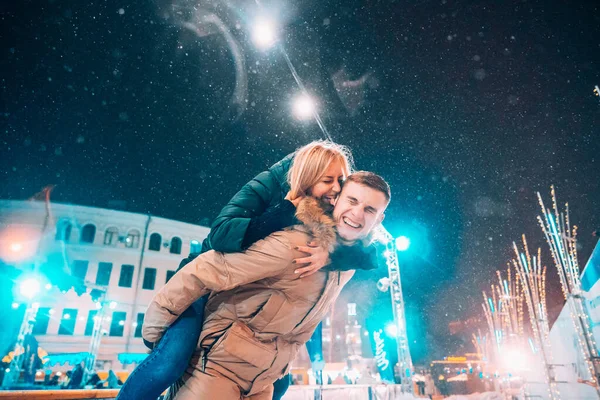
[
  {"xmin": 379, "ymin": 227, "xmax": 414, "ymax": 394},
  {"xmin": 2, "ymin": 281, "xmax": 41, "ymax": 388},
  {"xmin": 82, "ymin": 290, "xmax": 112, "ymax": 385}
]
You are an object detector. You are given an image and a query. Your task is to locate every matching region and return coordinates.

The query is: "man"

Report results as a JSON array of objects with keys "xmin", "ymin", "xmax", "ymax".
[{"xmin": 142, "ymin": 171, "xmax": 391, "ymax": 399}]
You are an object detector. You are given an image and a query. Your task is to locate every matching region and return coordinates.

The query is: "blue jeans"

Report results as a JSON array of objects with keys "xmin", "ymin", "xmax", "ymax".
[{"xmin": 116, "ymin": 299, "xmax": 205, "ymax": 400}]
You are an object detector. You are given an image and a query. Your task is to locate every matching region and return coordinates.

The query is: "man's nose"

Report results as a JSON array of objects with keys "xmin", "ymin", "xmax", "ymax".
[{"xmin": 350, "ymin": 206, "xmax": 363, "ymax": 219}]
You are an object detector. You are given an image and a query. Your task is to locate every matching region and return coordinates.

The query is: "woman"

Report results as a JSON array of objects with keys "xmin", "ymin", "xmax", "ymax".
[{"xmin": 117, "ymin": 140, "xmax": 378, "ymax": 400}]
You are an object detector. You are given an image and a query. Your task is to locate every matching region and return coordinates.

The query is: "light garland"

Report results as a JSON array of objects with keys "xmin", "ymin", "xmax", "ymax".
[
  {"xmin": 512, "ymin": 236, "xmax": 560, "ymax": 400},
  {"xmin": 537, "ymin": 187, "xmax": 600, "ymax": 392}
]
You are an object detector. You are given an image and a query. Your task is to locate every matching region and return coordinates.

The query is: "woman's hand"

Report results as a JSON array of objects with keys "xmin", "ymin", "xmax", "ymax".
[
  {"xmin": 293, "ymin": 241, "xmax": 331, "ymax": 278},
  {"xmin": 284, "ymin": 191, "xmax": 302, "ymax": 208}
]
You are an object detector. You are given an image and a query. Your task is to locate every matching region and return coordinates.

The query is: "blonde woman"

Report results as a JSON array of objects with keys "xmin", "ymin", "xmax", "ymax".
[{"xmin": 117, "ymin": 141, "xmax": 379, "ymax": 400}]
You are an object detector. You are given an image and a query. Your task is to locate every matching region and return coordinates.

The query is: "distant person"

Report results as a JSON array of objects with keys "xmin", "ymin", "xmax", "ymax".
[{"xmin": 67, "ymin": 362, "xmax": 84, "ymax": 389}]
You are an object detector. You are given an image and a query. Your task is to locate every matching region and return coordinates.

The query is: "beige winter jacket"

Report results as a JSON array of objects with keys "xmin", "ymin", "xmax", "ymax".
[{"xmin": 142, "ymin": 198, "xmax": 355, "ymax": 396}]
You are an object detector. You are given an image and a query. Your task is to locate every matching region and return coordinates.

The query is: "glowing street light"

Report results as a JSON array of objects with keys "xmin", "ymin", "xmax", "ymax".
[
  {"xmin": 10, "ymin": 243, "xmax": 23, "ymax": 253},
  {"xmin": 252, "ymin": 17, "xmax": 277, "ymax": 50},
  {"xmin": 395, "ymin": 236, "xmax": 410, "ymax": 252},
  {"xmin": 292, "ymin": 94, "xmax": 316, "ymax": 120},
  {"xmin": 19, "ymin": 278, "xmax": 41, "ymax": 299},
  {"xmin": 384, "ymin": 322, "xmax": 398, "ymax": 338}
]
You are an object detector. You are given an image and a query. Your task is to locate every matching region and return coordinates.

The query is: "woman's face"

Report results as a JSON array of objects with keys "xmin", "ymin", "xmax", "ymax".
[{"xmin": 308, "ymin": 160, "xmax": 345, "ymax": 205}]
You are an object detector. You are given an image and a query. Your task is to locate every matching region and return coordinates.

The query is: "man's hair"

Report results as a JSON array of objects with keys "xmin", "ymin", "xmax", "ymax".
[{"xmin": 346, "ymin": 171, "xmax": 391, "ymax": 202}]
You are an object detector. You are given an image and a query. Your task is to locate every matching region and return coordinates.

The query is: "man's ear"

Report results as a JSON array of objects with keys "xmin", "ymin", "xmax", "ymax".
[{"xmin": 377, "ymin": 213, "xmax": 385, "ymax": 225}]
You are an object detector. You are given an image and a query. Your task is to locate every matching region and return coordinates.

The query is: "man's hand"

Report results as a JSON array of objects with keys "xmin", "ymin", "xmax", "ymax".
[{"xmin": 293, "ymin": 241, "xmax": 330, "ymax": 278}]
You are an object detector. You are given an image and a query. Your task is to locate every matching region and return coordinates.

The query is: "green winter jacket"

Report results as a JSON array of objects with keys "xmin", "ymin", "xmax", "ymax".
[{"xmin": 201, "ymin": 153, "xmax": 294, "ymax": 253}]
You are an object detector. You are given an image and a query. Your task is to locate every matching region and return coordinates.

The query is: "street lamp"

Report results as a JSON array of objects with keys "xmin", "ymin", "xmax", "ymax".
[
  {"xmin": 10, "ymin": 243, "xmax": 23, "ymax": 253},
  {"xmin": 251, "ymin": 17, "xmax": 277, "ymax": 51},
  {"xmin": 3, "ymin": 277, "xmax": 43, "ymax": 388},
  {"xmin": 385, "ymin": 322, "xmax": 398, "ymax": 338},
  {"xmin": 292, "ymin": 94, "xmax": 316, "ymax": 120},
  {"xmin": 395, "ymin": 236, "xmax": 410, "ymax": 252},
  {"xmin": 19, "ymin": 278, "xmax": 41, "ymax": 299}
]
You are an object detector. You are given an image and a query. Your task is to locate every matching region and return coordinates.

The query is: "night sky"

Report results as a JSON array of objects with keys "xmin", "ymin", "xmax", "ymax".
[{"xmin": 2, "ymin": 0, "xmax": 600, "ymax": 362}]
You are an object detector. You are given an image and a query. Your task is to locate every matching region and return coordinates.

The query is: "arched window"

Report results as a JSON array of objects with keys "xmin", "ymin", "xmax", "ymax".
[
  {"xmin": 104, "ymin": 227, "xmax": 119, "ymax": 246},
  {"xmin": 148, "ymin": 233, "xmax": 162, "ymax": 251},
  {"xmin": 190, "ymin": 240, "xmax": 201, "ymax": 254},
  {"xmin": 80, "ymin": 224, "xmax": 96, "ymax": 244},
  {"xmin": 55, "ymin": 220, "xmax": 72, "ymax": 241},
  {"xmin": 126, "ymin": 230, "xmax": 140, "ymax": 248},
  {"xmin": 170, "ymin": 237, "xmax": 182, "ymax": 254}
]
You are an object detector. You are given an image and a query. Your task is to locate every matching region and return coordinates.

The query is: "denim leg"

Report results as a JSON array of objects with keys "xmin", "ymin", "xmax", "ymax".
[
  {"xmin": 272, "ymin": 374, "xmax": 291, "ymax": 400},
  {"xmin": 117, "ymin": 296, "xmax": 207, "ymax": 400}
]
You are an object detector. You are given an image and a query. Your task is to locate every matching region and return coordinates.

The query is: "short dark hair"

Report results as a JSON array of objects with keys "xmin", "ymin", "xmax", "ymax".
[{"xmin": 346, "ymin": 171, "xmax": 391, "ymax": 202}]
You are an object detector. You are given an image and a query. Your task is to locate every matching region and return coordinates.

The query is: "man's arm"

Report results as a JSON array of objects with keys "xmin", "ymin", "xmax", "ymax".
[{"xmin": 142, "ymin": 232, "xmax": 295, "ymax": 343}]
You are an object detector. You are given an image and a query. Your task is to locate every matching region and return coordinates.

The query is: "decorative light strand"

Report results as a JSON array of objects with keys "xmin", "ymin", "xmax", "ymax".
[{"xmin": 537, "ymin": 187, "xmax": 600, "ymax": 391}]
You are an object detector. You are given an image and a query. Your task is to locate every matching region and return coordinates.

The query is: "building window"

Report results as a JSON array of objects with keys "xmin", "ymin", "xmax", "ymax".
[
  {"xmin": 104, "ymin": 227, "xmax": 119, "ymax": 246},
  {"xmin": 32, "ymin": 307, "xmax": 52, "ymax": 335},
  {"xmin": 142, "ymin": 268, "xmax": 156, "ymax": 290},
  {"xmin": 148, "ymin": 233, "xmax": 162, "ymax": 251},
  {"xmin": 126, "ymin": 230, "xmax": 140, "ymax": 248},
  {"xmin": 72, "ymin": 260, "xmax": 89, "ymax": 281},
  {"xmin": 58, "ymin": 308, "xmax": 78, "ymax": 335},
  {"xmin": 134, "ymin": 313, "xmax": 144, "ymax": 338},
  {"xmin": 80, "ymin": 224, "xmax": 96, "ymax": 244},
  {"xmin": 190, "ymin": 240, "xmax": 201, "ymax": 254},
  {"xmin": 166, "ymin": 270, "xmax": 176, "ymax": 283},
  {"xmin": 118, "ymin": 265, "xmax": 134, "ymax": 288},
  {"xmin": 85, "ymin": 310, "xmax": 98, "ymax": 336},
  {"xmin": 109, "ymin": 311, "xmax": 127, "ymax": 337},
  {"xmin": 170, "ymin": 237, "xmax": 182, "ymax": 254},
  {"xmin": 55, "ymin": 220, "xmax": 72, "ymax": 242},
  {"xmin": 96, "ymin": 262, "xmax": 113, "ymax": 286}
]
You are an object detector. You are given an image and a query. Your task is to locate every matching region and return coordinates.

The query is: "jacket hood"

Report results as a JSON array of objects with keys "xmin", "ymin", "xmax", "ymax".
[
  {"xmin": 294, "ymin": 197, "xmax": 337, "ymax": 253},
  {"xmin": 269, "ymin": 152, "xmax": 293, "ymax": 193}
]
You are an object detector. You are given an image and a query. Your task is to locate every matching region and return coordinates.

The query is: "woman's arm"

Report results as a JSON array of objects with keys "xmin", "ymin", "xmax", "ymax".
[
  {"xmin": 206, "ymin": 170, "xmax": 284, "ymax": 253},
  {"xmin": 241, "ymin": 199, "xmax": 297, "ymax": 249}
]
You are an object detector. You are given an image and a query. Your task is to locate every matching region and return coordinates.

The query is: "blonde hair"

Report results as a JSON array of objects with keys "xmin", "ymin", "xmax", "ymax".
[{"xmin": 287, "ymin": 140, "xmax": 353, "ymax": 199}]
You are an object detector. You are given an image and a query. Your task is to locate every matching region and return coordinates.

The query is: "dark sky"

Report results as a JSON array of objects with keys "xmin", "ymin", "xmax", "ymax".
[{"xmin": 2, "ymin": 0, "xmax": 600, "ymax": 362}]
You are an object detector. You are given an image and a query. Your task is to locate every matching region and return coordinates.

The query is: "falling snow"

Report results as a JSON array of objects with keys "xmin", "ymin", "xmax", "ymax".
[{"xmin": 2, "ymin": 0, "xmax": 600, "ymax": 363}]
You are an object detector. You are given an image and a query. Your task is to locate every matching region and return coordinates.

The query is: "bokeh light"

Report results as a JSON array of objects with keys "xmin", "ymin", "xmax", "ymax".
[
  {"xmin": 252, "ymin": 18, "xmax": 277, "ymax": 50},
  {"xmin": 19, "ymin": 278, "xmax": 41, "ymax": 299},
  {"xmin": 292, "ymin": 94, "xmax": 316, "ymax": 120}
]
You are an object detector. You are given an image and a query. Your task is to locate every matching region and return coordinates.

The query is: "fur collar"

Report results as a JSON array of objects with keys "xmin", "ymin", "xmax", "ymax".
[{"xmin": 294, "ymin": 197, "xmax": 337, "ymax": 253}]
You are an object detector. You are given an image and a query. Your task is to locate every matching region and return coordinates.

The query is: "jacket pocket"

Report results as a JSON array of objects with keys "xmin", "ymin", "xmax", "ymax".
[
  {"xmin": 247, "ymin": 292, "xmax": 288, "ymax": 332},
  {"xmin": 208, "ymin": 322, "xmax": 276, "ymax": 385}
]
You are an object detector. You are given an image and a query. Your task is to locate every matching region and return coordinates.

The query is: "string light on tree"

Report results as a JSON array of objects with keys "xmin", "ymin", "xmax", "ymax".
[
  {"xmin": 512, "ymin": 236, "xmax": 560, "ymax": 400},
  {"xmin": 537, "ymin": 186, "xmax": 600, "ymax": 393}
]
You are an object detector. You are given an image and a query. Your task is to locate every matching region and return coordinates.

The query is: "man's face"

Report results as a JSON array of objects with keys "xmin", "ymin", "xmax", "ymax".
[{"xmin": 333, "ymin": 180, "xmax": 387, "ymax": 242}]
